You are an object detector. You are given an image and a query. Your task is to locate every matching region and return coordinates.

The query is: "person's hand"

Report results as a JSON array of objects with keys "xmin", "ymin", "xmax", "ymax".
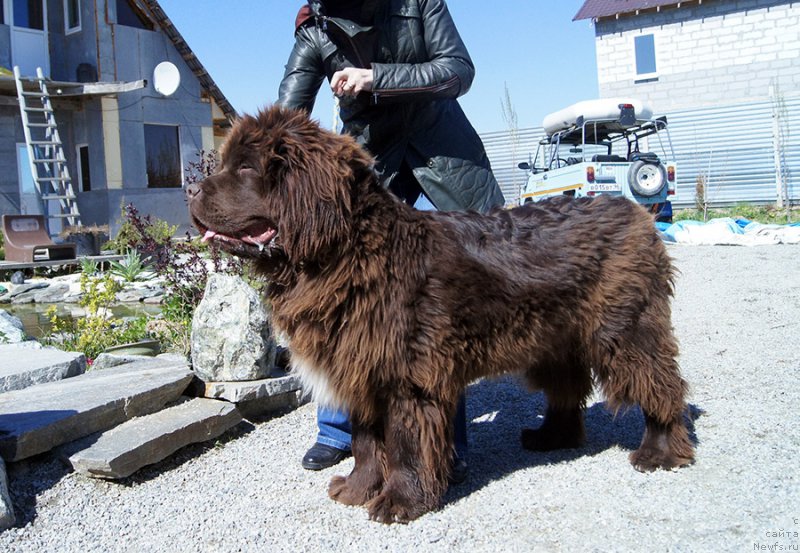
[{"xmin": 331, "ymin": 68, "xmax": 373, "ymax": 97}]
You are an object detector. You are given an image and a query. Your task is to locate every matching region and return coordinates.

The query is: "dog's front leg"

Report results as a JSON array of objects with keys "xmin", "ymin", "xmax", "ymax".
[
  {"xmin": 366, "ymin": 396, "xmax": 453, "ymax": 524},
  {"xmin": 328, "ymin": 421, "xmax": 385, "ymax": 506}
]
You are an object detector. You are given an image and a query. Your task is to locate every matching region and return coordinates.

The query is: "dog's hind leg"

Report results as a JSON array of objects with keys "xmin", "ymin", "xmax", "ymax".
[
  {"xmin": 521, "ymin": 357, "xmax": 593, "ymax": 452},
  {"xmin": 366, "ymin": 394, "xmax": 453, "ymax": 524},
  {"xmin": 328, "ymin": 421, "xmax": 385, "ymax": 506},
  {"xmin": 595, "ymin": 308, "xmax": 695, "ymax": 471}
]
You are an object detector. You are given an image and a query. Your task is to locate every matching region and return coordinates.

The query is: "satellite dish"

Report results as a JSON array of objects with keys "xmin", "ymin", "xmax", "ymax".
[{"xmin": 153, "ymin": 61, "xmax": 180, "ymax": 96}]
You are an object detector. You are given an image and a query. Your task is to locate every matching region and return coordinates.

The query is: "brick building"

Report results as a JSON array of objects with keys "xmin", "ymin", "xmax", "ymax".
[{"xmin": 575, "ymin": 0, "xmax": 800, "ymax": 112}]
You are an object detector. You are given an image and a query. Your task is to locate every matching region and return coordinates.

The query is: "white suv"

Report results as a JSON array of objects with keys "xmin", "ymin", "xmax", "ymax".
[{"xmin": 518, "ymin": 99, "xmax": 676, "ymax": 217}]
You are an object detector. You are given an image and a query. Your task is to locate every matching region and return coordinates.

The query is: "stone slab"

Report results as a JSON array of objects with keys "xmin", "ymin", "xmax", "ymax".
[
  {"xmin": 0, "ymin": 345, "xmax": 87, "ymax": 392},
  {"xmin": 0, "ymin": 359, "xmax": 193, "ymax": 462},
  {"xmin": 202, "ymin": 372, "xmax": 303, "ymax": 403},
  {"xmin": 67, "ymin": 397, "xmax": 241, "ymax": 479},
  {"xmin": 237, "ymin": 390, "xmax": 307, "ymax": 420}
]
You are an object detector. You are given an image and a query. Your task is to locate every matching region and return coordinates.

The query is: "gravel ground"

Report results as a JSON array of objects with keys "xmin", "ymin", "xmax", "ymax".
[{"xmin": 1, "ymin": 244, "xmax": 799, "ymax": 552}]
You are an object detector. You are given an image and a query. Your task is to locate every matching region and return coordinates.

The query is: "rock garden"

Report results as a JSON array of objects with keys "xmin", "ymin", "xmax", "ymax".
[{"xmin": 0, "ymin": 206, "xmax": 303, "ymax": 531}]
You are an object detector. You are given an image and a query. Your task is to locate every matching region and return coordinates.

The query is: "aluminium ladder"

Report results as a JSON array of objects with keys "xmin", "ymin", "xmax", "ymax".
[{"xmin": 13, "ymin": 66, "xmax": 82, "ymax": 234}]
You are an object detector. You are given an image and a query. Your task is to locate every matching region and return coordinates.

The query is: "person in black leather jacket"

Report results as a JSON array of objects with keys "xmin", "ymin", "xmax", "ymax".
[{"xmin": 277, "ymin": 0, "xmax": 505, "ymax": 479}]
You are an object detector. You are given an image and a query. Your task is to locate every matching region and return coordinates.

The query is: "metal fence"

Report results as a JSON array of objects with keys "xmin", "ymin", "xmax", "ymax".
[{"xmin": 482, "ymin": 91, "xmax": 800, "ymax": 208}]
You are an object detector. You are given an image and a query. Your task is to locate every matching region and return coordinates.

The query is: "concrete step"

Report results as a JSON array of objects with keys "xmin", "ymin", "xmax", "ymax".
[
  {"xmin": 0, "ymin": 359, "xmax": 193, "ymax": 462},
  {"xmin": 66, "ymin": 397, "xmax": 242, "ymax": 479},
  {"xmin": 0, "ymin": 344, "xmax": 87, "ymax": 393}
]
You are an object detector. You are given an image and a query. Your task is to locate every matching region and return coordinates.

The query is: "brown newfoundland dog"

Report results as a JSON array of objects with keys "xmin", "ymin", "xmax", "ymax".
[{"xmin": 187, "ymin": 106, "xmax": 694, "ymax": 523}]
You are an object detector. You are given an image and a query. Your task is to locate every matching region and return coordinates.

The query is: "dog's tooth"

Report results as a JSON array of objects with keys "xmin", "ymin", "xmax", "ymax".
[{"xmin": 258, "ymin": 243, "xmax": 265, "ymax": 252}]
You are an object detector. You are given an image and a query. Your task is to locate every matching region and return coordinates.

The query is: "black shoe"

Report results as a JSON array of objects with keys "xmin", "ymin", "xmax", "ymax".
[
  {"xmin": 301, "ymin": 443, "xmax": 351, "ymax": 471},
  {"xmin": 449, "ymin": 457, "xmax": 469, "ymax": 485}
]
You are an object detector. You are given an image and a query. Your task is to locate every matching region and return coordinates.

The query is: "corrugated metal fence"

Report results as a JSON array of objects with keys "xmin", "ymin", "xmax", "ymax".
[{"xmin": 482, "ymin": 92, "xmax": 800, "ymax": 208}]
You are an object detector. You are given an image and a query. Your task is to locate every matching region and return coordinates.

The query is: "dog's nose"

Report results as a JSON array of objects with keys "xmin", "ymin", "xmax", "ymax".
[{"xmin": 185, "ymin": 182, "xmax": 201, "ymax": 200}]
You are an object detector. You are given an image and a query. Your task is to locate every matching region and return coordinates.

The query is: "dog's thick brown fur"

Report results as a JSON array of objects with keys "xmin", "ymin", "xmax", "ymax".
[{"xmin": 187, "ymin": 106, "xmax": 694, "ymax": 524}]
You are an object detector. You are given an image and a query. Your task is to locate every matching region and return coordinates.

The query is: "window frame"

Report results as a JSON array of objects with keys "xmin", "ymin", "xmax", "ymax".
[
  {"xmin": 64, "ymin": 0, "xmax": 80, "ymax": 34},
  {"xmin": 144, "ymin": 123, "xmax": 183, "ymax": 189},
  {"xmin": 11, "ymin": 0, "xmax": 45, "ymax": 30},
  {"xmin": 633, "ymin": 33, "xmax": 659, "ymax": 81}
]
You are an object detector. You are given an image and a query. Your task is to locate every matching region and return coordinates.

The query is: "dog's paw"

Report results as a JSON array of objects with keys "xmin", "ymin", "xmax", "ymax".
[
  {"xmin": 629, "ymin": 447, "xmax": 693, "ymax": 472},
  {"xmin": 366, "ymin": 490, "xmax": 425, "ymax": 524},
  {"xmin": 328, "ymin": 475, "xmax": 373, "ymax": 506},
  {"xmin": 520, "ymin": 427, "xmax": 583, "ymax": 452}
]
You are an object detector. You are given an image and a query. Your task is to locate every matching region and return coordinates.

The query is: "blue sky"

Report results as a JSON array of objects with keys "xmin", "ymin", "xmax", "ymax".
[{"xmin": 157, "ymin": 1, "xmax": 599, "ymax": 133}]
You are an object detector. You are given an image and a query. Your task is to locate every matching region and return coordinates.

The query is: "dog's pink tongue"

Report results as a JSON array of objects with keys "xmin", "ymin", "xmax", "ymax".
[
  {"xmin": 242, "ymin": 228, "xmax": 276, "ymax": 246},
  {"xmin": 202, "ymin": 230, "xmax": 217, "ymax": 243}
]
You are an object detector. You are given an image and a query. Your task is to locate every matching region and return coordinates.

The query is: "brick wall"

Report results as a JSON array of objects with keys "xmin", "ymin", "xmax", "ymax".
[{"xmin": 594, "ymin": 0, "xmax": 800, "ymax": 110}]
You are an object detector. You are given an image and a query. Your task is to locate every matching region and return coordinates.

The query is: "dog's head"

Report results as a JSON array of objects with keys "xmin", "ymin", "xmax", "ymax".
[{"xmin": 187, "ymin": 106, "xmax": 376, "ymax": 270}]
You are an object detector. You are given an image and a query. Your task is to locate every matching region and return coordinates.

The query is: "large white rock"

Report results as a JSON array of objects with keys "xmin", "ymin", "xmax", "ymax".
[
  {"xmin": 0, "ymin": 310, "xmax": 26, "ymax": 344},
  {"xmin": 191, "ymin": 274, "xmax": 276, "ymax": 382}
]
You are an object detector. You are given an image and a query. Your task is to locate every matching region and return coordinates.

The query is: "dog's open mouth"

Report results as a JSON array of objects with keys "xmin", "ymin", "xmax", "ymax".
[{"xmin": 196, "ymin": 219, "xmax": 278, "ymax": 252}]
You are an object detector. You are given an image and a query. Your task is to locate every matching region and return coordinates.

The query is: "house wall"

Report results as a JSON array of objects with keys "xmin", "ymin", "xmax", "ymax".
[
  {"xmin": 0, "ymin": 106, "xmax": 23, "ymax": 218},
  {"xmin": 104, "ymin": 20, "xmax": 212, "ymax": 235},
  {"xmin": 48, "ymin": 0, "xmax": 100, "ymax": 83},
  {"xmin": 0, "ymin": 24, "xmax": 11, "ymax": 68},
  {"xmin": 594, "ymin": 0, "xmax": 800, "ymax": 111},
  {"xmin": 0, "ymin": 0, "xmax": 219, "ymax": 236}
]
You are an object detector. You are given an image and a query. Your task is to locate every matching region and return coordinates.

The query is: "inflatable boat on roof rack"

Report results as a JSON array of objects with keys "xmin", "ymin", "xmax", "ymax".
[
  {"xmin": 518, "ymin": 98, "xmax": 676, "ymax": 214},
  {"xmin": 542, "ymin": 98, "xmax": 654, "ymax": 136}
]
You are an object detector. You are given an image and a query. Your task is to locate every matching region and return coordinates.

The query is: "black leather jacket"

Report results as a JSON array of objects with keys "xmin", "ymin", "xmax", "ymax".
[{"xmin": 277, "ymin": 0, "xmax": 505, "ymax": 213}]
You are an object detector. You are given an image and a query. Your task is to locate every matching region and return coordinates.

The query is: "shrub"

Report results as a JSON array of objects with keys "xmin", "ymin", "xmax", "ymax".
[
  {"xmin": 108, "ymin": 249, "xmax": 155, "ymax": 282},
  {"xmin": 106, "ymin": 203, "xmax": 177, "ymax": 256},
  {"xmin": 41, "ymin": 272, "xmax": 151, "ymax": 361},
  {"xmin": 674, "ymin": 203, "xmax": 796, "ymax": 224}
]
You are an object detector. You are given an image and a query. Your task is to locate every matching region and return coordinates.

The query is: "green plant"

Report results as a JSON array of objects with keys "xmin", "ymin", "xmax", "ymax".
[
  {"xmin": 96, "ymin": 199, "xmax": 245, "ymax": 356},
  {"xmin": 109, "ymin": 249, "xmax": 154, "ymax": 282},
  {"xmin": 146, "ymin": 317, "xmax": 191, "ymax": 357},
  {"xmin": 673, "ymin": 203, "xmax": 796, "ymax": 224},
  {"xmin": 80, "ymin": 257, "xmax": 99, "ymax": 276},
  {"xmin": 105, "ymin": 204, "xmax": 177, "ymax": 255},
  {"xmin": 41, "ymin": 273, "xmax": 150, "ymax": 361}
]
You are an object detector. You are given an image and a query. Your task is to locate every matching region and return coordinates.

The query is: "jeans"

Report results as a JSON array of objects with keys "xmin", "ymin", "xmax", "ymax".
[
  {"xmin": 315, "ymin": 190, "xmax": 469, "ymax": 458},
  {"xmin": 316, "ymin": 395, "xmax": 469, "ymax": 457}
]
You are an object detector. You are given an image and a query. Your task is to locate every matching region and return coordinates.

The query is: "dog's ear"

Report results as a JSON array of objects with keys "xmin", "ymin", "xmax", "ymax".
[{"xmin": 262, "ymin": 108, "xmax": 355, "ymax": 262}]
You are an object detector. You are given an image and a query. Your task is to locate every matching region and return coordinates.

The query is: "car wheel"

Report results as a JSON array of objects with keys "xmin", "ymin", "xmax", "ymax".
[{"xmin": 628, "ymin": 161, "xmax": 667, "ymax": 196}]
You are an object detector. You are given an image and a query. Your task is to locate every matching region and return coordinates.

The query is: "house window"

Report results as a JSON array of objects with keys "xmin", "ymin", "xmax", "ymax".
[
  {"xmin": 77, "ymin": 144, "xmax": 91, "ymax": 192},
  {"xmin": 64, "ymin": 0, "xmax": 80, "ymax": 32},
  {"xmin": 115, "ymin": 0, "xmax": 152, "ymax": 30},
  {"xmin": 144, "ymin": 124, "xmax": 182, "ymax": 188},
  {"xmin": 13, "ymin": 0, "xmax": 44, "ymax": 30},
  {"xmin": 634, "ymin": 34, "xmax": 657, "ymax": 78}
]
